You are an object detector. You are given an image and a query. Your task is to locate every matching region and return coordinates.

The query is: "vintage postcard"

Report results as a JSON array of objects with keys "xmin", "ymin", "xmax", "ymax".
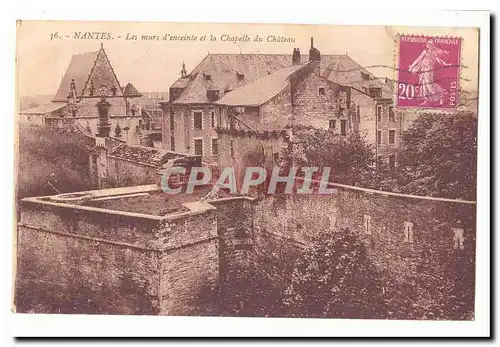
[{"xmin": 12, "ymin": 17, "xmax": 488, "ymax": 336}]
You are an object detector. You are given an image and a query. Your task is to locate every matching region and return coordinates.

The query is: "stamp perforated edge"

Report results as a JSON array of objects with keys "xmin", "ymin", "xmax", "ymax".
[{"xmin": 393, "ymin": 33, "xmax": 464, "ymax": 114}]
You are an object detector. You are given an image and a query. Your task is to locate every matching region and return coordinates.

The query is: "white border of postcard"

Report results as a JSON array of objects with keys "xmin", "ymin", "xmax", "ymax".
[{"xmin": 4, "ymin": 4, "xmax": 490, "ymax": 338}]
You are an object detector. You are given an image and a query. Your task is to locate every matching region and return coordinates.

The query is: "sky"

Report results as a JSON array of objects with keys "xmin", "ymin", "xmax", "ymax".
[{"xmin": 16, "ymin": 21, "xmax": 479, "ymax": 97}]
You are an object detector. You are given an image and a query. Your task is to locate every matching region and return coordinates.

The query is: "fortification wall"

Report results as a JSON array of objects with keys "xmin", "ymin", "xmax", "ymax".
[
  {"xmin": 16, "ymin": 182, "xmax": 476, "ymax": 316},
  {"xmin": 16, "ymin": 201, "xmax": 162, "ymax": 314},
  {"xmin": 16, "ymin": 197, "xmax": 220, "ymax": 316},
  {"xmin": 155, "ymin": 207, "xmax": 219, "ymax": 315},
  {"xmin": 250, "ymin": 185, "xmax": 476, "ymax": 306}
]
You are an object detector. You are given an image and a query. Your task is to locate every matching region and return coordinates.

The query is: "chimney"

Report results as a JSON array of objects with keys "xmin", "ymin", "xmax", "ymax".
[
  {"xmin": 308, "ymin": 37, "xmax": 321, "ymax": 75},
  {"xmin": 308, "ymin": 37, "xmax": 321, "ymax": 62},
  {"xmin": 292, "ymin": 48, "xmax": 301, "ymax": 65}
]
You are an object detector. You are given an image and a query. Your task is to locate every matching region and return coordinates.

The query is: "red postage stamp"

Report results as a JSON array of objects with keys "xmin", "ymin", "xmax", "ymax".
[{"xmin": 396, "ymin": 35, "xmax": 462, "ymax": 109}]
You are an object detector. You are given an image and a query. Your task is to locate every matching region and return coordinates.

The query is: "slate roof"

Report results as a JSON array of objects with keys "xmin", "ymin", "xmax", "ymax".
[
  {"xmin": 109, "ymin": 143, "xmax": 184, "ymax": 168},
  {"xmin": 171, "ymin": 54, "xmax": 296, "ymax": 104},
  {"xmin": 123, "ymin": 82, "xmax": 142, "ymax": 97},
  {"xmin": 53, "ymin": 51, "xmax": 100, "ymax": 101},
  {"xmin": 19, "ymin": 102, "xmax": 66, "ymax": 115},
  {"xmin": 171, "ymin": 53, "xmax": 392, "ymax": 104},
  {"xmin": 321, "ymin": 55, "xmax": 392, "ymax": 98},
  {"xmin": 215, "ymin": 63, "xmax": 308, "ymax": 107}
]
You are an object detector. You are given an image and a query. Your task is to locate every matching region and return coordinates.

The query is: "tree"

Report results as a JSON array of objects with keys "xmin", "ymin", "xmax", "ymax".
[
  {"xmin": 282, "ymin": 126, "xmax": 375, "ymax": 186},
  {"xmin": 282, "ymin": 227, "xmax": 384, "ymax": 318},
  {"xmin": 399, "ymin": 112, "xmax": 477, "ymax": 200}
]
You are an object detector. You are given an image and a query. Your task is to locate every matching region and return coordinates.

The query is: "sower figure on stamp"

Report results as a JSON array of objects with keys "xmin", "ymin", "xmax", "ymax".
[{"xmin": 409, "ymin": 39, "xmax": 451, "ymax": 105}]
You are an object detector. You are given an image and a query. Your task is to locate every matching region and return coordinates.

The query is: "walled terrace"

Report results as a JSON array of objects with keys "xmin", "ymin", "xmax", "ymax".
[{"xmin": 16, "ymin": 181, "xmax": 476, "ymax": 316}]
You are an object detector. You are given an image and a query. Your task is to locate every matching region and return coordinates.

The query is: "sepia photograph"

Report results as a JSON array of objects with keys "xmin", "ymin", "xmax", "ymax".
[{"xmin": 10, "ymin": 14, "xmax": 490, "ymax": 337}]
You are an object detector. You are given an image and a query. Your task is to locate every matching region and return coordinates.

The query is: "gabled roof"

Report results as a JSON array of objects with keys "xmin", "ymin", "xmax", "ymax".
[
  {"xmin": 53, "ymin": 51, "xmax": 100, "ymax": 101},
  {"xmin": 170, "ymin": 53, "xmax": 392, "ymax": 104},
  {"xmin": 19, "ymin": 102, "xmax": 66, "ymax": 115},
  {"xmin": 123, "ymin": 82, "xmax": 142, "ymax": 97},
  {"xmin": 215, "ymin": 63, "xmax": 308, "ymax": 107},
  {"xmin": 321, "ymin": 55, "xmax": 392, "ymax": 99},
  {"xmin": 53, "ymin": 47, "xmax": 125, "ymax": 102},
  {"xmin": 171, "ymin": 54, "xmax": 296, "ymax": 104}
]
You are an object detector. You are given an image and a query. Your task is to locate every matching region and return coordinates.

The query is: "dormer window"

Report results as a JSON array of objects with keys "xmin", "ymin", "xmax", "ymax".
[
  {"xmin": 361, "ymin": 72, "xmax": 370, "ymax": 81},
  {"xmin": 369, "ymin": 88, "xmax": 382, "ymax": 98},
  {"xmin": 203, "ymin": 73, "xmax": 211, "ymax": 81},
  {"xmin": 236, "ymin": 72, "xmax": 245, "ymax": 80},
  {"xmin": 207, "ymin": 90, "xmax": 220, "ymax": 102}
]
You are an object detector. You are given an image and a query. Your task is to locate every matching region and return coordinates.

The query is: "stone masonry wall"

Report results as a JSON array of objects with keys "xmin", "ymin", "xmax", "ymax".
[
  {"xmin": 251, "ymin": 187, "xmax": 475, "ymax": 299},
  {"xmin": 77, "ymin": 97, "xmax": 127, "ymax": 118},
  {"xmin": 16, "ymin": 198, "xmax": 221, "ymax": 316},
  {"xmin": 16, "ymin": 201, "xmax": 162, "ymax": 314},
  {"xmin": 155, "ymin": 209, "xmax": 219, "ymax": 315},
  {"xmin": 162, "ymin": 104, "xmax": 218, "ymax": 164},
  {"xmin": 209, "ymin": 198, "xmax": 255, "ymax": 287},
  {"xmin": 291, "ymin": 72, "xmax": 344, "ymax": 130},
  {"xmin": 106, "ymin": 157, "xmax": 159, "ymax": 188},
  {"xmin": 352, "ymin": 88, "xmax": 377, "ymax": 146}
]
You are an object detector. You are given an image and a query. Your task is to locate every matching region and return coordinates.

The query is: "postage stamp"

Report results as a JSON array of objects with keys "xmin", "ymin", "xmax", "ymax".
[{"xmin": 396, "ymin": 35, "xmax": 462, "ymax": 110}]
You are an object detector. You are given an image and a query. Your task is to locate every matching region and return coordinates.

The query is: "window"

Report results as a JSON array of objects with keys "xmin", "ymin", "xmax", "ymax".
[
  {"xmin": 236, "ymin": 72, "xmax": 245, "ymax": 80},
  {"xmin": 207, "ymin": 90, "xmax": 220, "ymax": 102},
  {"xmin": 452, "ymin": 227, "xmax": 465, "ymax": 250},
  {"xmin": 340, "ymin": 120, "xmax": 347, "ymax": 136},
  {"xmin": 377, "ymin": 130, "xmax": 382, "ymax": 144},
  {"xmin": 389, "ymin": 154, "xmax": 396, "ymax": 169},
  {"xmin": 245, "ymin": 106, "xmax": 259, "ymax": 113},
  {"xmin": 369, "ymin": 88, "xmax": 382, "ymax": 98},
  {"xmin": 111, "ymin": 86, "xmax": 117, "ymax": 96},
  {"xmin": 170, "ymin": 110, "xmax": 174, "ymax": 131},
  {"xmin": 230, "ymin": 140, "xmax": 234, "ymax": 158},
  {"xmin": 363, "ymin": 215, "xmax": 372, "ymax": 235},
  {"xmin": 404, "ymin": 222, "xmax": 414, "ymax": 243},
  {"xmin": 193, "ymin": 112, "xmax": 202, "ymax": 130},
  {"xmin": 389, "ymin": 130, "xmax": 396, "ymax": 144},
  {"xmin": 211, "ymin": 111, "xmax": 216, "ymax": 128},
  {"xmin": 319, "ymin": 87, "xmax": 325, "ymax": 95},
  {"xmin": 170, "ymin": 136, "xmax": 175, "ymax": 151},
  {"xmin": 376, "ymin": 105, "xmax": 382, "ymax": 122},
  {"xmin": 389, "ymin": 106, "xmax": 395, "ymax": 122},
  {"xmin": 361, "ymin": 72, "xmax": 370, "ymax": 81},
  {"xmin": 329, "ymin": 119, "xmax": 336, "ymax": 129},
  {"xmin": 194, "ymin": 139, "xmax": 203, "ymax": 156},
  {"xmin": 211, "ymin": 138, "xmax": 218, "ymax": 155},
  {"xmin": 339, "ymin": 107, "xmax": 345, "ymax": 117}
]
